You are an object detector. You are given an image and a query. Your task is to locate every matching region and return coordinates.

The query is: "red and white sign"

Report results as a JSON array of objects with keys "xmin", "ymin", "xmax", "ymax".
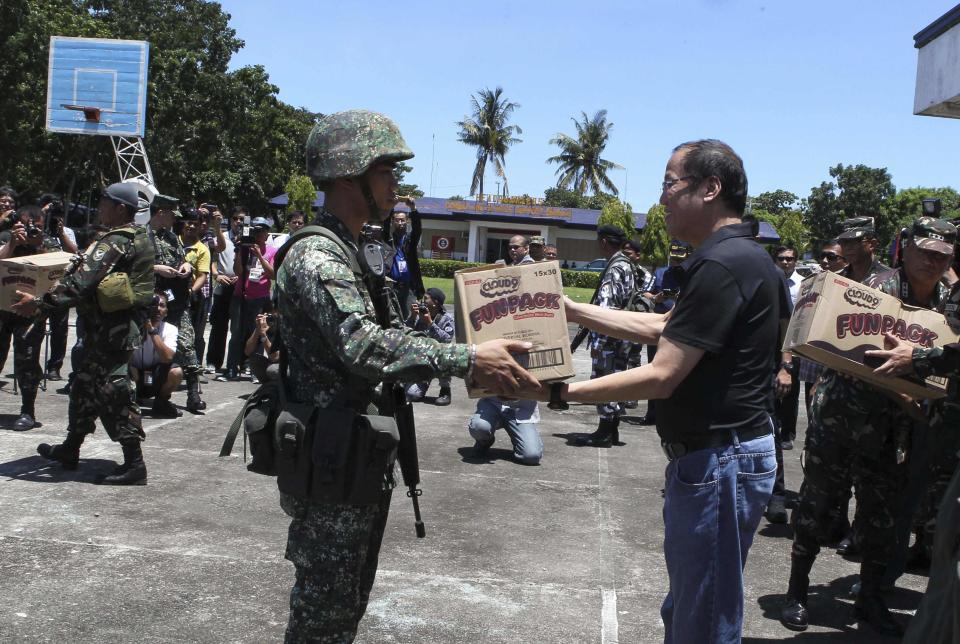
[{"xmin": 431, "ymin": 236, "xmax": 455, "ymax": 253}]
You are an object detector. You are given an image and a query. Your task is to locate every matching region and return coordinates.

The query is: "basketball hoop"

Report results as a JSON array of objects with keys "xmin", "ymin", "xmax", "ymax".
[{"xmin": 61, "ymin": 104, "xmax": 101, "ymax": 122}]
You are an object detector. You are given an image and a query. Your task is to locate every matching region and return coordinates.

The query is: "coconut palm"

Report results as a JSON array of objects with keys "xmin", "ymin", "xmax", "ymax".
[
  {"xmin": 547, "ymin": 110, "xmax": 623, "ymax": 196},
  {"xmin": 456, "ymin": 87, "xmax": 522, "ymax": 196}
]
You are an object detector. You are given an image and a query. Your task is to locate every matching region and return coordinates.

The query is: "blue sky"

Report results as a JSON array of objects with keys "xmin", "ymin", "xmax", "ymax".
[{"xmin": 222, "ymin": 0, "xmax": 957, "ymax": 211}]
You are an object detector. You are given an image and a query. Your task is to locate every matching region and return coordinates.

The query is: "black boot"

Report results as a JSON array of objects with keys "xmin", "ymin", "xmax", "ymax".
[
  {"xmin": 99, "ymin": 441, "xmax": 147, "ymax": 486},
  {"xmin": 855, "ymin": 566, "xmax": 904, "ymax": 637},
  {"xmin": 780, "ymin": 554, "xmax": 815, "ymax": 631},
  {"xmin": 435, "ymin": 387, "xmax": 452, "ymax": 406},
  {"xmin": 185, "ymin": 372, "xmax": 206, "ymax": 414},
  {"xmin": 37, "ymin": 432, "xmax": 85, "ymax": 470},
  {"xmin": 576, "ymin": 418, "xmax": 620, "ymax": 447}
]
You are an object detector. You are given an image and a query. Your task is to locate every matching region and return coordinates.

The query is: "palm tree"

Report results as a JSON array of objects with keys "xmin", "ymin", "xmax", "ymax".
[
  {"xmin": 547, "ymin": 110, "xmax": 623, "ymax": 196},
  {"xmin": 456, "ymin": 87, "xmax": 522, "ymax": 196}
]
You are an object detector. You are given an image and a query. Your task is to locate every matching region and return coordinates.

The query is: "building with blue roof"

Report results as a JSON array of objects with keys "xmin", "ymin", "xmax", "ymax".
[{"xmin": 268, "ymin": 192, "xmax": 779, "ymax": 266}]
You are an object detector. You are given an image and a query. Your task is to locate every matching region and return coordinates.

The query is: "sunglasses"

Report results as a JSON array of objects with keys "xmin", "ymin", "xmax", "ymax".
[
  {"xmin": 820, "ymin": 252, "xmax": 844, "ymax": 261},
  {"xmin": 775, "ymin": 255, "xmax": 796, "ymax": 261}
]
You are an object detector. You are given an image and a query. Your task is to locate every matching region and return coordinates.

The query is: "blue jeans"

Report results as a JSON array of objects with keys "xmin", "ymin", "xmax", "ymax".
[
  {"xmin": 468, "ymin": 399, "xmax": 543, "ymax": 464},
  {"xmin": 660, "ymin": 432, "xmax": 776, "ymax": 644}
]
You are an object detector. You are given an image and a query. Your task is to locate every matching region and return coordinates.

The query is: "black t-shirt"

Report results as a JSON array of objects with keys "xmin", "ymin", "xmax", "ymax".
[{"xmin": 657, "ymin": 222, "xmax": 790, "ymax": 441}]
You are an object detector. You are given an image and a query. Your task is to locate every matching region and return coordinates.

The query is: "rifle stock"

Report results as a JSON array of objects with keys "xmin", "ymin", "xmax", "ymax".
[{"xmin": 570, "ymin": 326, "xmax": 589, "ymax": 353}]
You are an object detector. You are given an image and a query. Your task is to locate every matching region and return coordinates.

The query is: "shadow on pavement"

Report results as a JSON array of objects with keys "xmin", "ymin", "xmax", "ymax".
[
  {"xmin": 457, "ymin": 445, "xmax": 520, "ymax": 465},
  {"xmin": 0, "ymin": 455, "xmax": 118, "ymax": 484},
  {"xmin": 550, "ymin": 432, "xmax": 625, "ymax": 447}
]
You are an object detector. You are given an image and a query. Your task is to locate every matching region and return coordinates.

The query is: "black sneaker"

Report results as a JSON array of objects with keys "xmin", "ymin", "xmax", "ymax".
[
  {"xmin": 151, "ymin": 399, "xmax": 181, "ymax": 418},
  {"xmin": 13, "ymin": 413, "xmax": 36, "ymax": 431},
  {"xmin": 435, "ymin": 388, "xmax": 452, "ymax": 406},
  {"xmin": 45, "ymin": 368, "xmax": 62, "ymax": 381}
]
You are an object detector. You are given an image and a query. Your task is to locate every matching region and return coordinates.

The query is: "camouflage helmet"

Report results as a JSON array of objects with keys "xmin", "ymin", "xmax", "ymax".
[{"xmin": 306, "ymin": 110, "xmax": 414, "ymax": 183}]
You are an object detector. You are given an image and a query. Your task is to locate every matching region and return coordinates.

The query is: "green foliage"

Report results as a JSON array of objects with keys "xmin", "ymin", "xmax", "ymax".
[
  {"xmin": 420, "ymin": 258, "xmax": 484, "ymax": 278},
  {"xmin": 456, "ymin": 87, "xmax": 522, "ymax": 196},
  {"xmin": 805, "ymin": 164, "xmax": 896, "ymax": 246},
  {"xmin": 448, "ymin": 195, "xmax": 464, "ymax": 201},
  {"xmin": 773, "ymin": 209, "xmax": 811, "ymax": 254},
  {"xmin": 0, "ymin": 0, "xmax": 318, "ymax": 211},
  {"xmin": 597, "ymin": 199, "xmax": 636, "ymax": 237},
  {"xmin": 393, "ymin": 161, "xmax": 424, "ymax": 198},
  {"xmin": 547, "ymin": 110, "xmax": 622, "ymax": 196},
  {"xmin": 882, "ymin": 187, "xmax": 960, "ymax": 232},
  {"xmin": 543, "ymin": 187, "xmax": 618, "ymax": 210},
  {"xmin": 752, "ymin": 190, "xmax": 798, "ymax": 215},
  {"xmin": 500, "ymin": 194, "xmax": 537, "ymax": 205},
  {"xmin": 637, "ymin": 204, "xmax": 669, "ymax": 268},
  {"xmin": 284, "ymin": 174, "xmax": 316, "ymax": 217},
  {"xmin": 560, "ymin": 270, "xmax": 599, "ymax": 289}
]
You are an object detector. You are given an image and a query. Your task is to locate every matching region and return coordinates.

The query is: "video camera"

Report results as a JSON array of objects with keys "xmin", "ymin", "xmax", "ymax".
[
  {"xmin": 24, "ymin": 222, "xmax": 42, "ymax": 240},
  {"xmin": 239, "ymin": 225, "xmax": 255, "ymax": 245}
]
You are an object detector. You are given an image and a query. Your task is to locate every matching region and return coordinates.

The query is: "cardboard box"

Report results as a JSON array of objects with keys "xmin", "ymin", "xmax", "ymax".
[
  {"xmin": 783, "ymin": 270, "xmax": 960, "ymax": 399},
  {"xmin": 454, "ymin": 260, "xmax": 575, "ymax": 397},
  {"xmin": 0, "ymin": 251, "xmax": 74, "ymax": 313}
]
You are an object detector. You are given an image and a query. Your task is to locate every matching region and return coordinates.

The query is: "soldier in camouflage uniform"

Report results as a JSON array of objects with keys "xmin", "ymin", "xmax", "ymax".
[
  {"xmin": 0, "ymin": 205, "xmax": 63, "ymax": 431},
  {"xmin": 19, "ymin": 182, "xmax": 155, "ymax": 485},
  {"xmin": 866, "ymin": 337, "xmax": 960, "ymax": 644},
  {"xmin": 148, "ymin": 195, "xmax": 205, "ymax": 413},
  {"xmin": 577, "ymin": 225, "xmax": 639, "ymax": 447},
  {"xmin": 277, "ymin": 109, "xmax": 536, "ymax": 643},
  {"xmin": 780, "ymin": 217, "xmax": 956, "ymax": 637}
]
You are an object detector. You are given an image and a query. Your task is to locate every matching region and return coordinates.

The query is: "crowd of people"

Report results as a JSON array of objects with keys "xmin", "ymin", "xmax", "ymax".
[{"xmin": 3, "ymin": 111, "xmax": 959, "ymax": 643}]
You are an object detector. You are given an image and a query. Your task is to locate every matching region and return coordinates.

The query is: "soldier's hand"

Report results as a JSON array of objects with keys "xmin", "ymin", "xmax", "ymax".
[
  {"xmin": 472, "ymin": 339, "xmax": 540, "ymax": 395},
  {"xmin": 865, "ymin": 333, "xmax": 915, "ymax": 377},
  {"xmin": 11, "ymin": 290, "xmax": 38, "ymax": 317}
]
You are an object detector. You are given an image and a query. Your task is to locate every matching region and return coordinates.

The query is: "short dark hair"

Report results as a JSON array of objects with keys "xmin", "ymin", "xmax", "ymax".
[
  {"xmin": 773, "ymin": 245, "xmax": 796, "ymax": 258},
  {"xmin": 17, "ymin": 205, "xmax": 43, "ymax": 223},
  {"xmin": 623, "ymin": 238, "xmax": 643, "ymax": 253},
  {"xmin": 230, "ymin": 206, "xmax": 248, "ymax": 219},
  {"xmin": 289, "ymin": 210, "xmax": 306, "ymax": 221},
  {"xmin": 0, "ymin": 186, "xmax": 18, "ymax": 204},
  {"xmin": 674, "ymin": 139, "xmax": 748, "ymax": 215}
]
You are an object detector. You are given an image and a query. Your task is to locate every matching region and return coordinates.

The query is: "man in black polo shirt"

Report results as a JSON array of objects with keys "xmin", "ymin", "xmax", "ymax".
[{"xmin": 539, "ymin": 139, "xmax": 785, "ymax": 644}]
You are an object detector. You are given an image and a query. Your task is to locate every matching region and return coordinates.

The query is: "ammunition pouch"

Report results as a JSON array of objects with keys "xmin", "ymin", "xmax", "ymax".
[
  {"xmin": 97, "ymin": 272, "xmax": 136, "ymax": 313},
  {"xmin": 275, "ymin": 405, "xmax": 399, "ymax": 505}
]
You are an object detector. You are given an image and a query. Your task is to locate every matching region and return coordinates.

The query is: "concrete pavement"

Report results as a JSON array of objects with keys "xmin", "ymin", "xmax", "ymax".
[{"xmin": 0, "ymin": 324, "xmax": 929, "ymax": 642}]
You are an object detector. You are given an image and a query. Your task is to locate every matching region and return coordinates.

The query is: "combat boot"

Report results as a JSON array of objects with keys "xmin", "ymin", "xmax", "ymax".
[
  {"xmin": 780, "ymin": 554, "xmax": 814, "ymax": 631},
  {"xmin": 435, "ymin": 387, "xmax": 452, "ymax": 406},
  {"xmin": 855, "ymin": 566, "xmax": 904, "ymax": 637},
  {"xmin": 99, "ymin": 441, "xmax": 147, "ymax": 486},
  {"xmin": 185, "ymin": 372, "xmax": 206, "ymax": 414},
  {"xmin": 576, "ymin": 418, "xmax": 620, "ymax": 447},
  {"xmin": 37, "ymin": 432, "xmax": 85, "ymax": 470}
]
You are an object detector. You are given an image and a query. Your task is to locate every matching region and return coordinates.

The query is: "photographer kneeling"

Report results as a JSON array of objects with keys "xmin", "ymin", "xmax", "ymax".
[
  {"xmin": 244, "ymin": 304, "xmax": 281, "ymax": 385},
  {"xmin": 130, "ymin": 292, "xmax": 182, "ymax": 418}
]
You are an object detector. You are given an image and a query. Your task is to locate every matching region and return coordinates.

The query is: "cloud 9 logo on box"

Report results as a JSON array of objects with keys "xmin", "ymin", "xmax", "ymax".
[
  {"xmin": 843, "ymin": 287, "xmax": 881, "ymax": 310},
  {"xmin": 480, "ymin": 275, "xmax": 521, "ymax": 298}
]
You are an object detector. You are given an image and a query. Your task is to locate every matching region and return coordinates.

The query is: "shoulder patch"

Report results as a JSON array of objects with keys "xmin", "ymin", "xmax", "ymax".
[{"xmin": 91, "ymin": 242, "xmax": 112, "ymax": 262}]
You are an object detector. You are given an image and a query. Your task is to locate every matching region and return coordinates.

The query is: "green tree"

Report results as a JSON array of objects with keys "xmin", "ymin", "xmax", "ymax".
[
  {"xmin": 805, "ymin": 180, "xmax": 840, "ymax": 243},
  {"xmin": 752, "ymin": 190, "xmax": 798, "ymax": 215},
  {"xmin": 597, "ymin": 199, "xmax": 636, "ymax": 238},
  {"xmin": 543, "ymin": 187, "xmax": 587, "ymax": 208},
  {"xmin": 774, "ymin": 210, "xmax": 811, "ymax": 255},
  {"xmin": 547, "ymin": 110, "xmax": 623, "ymax": 196},
  {"xmin": 883, "ymin": 187, "xmax": 960, "ymax": 231},
  {"xmin": 284, "ymin": 174, "xmax": 316, "ymax": 217},
  {"xmin": 0, "ymin": 0, "xmax": 318, "ymax": 211},
  {"xmin": 637, "ymin": 204, "xmax": 669, "ymax": 268},
  {"xmin": 393, "ymin": 161, "xmax": 424, "ymax": 198},
  {"xmin": 456, "ymin": 87, "xmax": 522, "ymax": 196},
  {"xmin": 804, "ymin": 164, "xmax": 897, "ymax": 246}
]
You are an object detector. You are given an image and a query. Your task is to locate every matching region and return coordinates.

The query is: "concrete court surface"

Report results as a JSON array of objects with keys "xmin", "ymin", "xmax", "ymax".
[{"xmin": 0, "ymin": 322, "xmax": 931, "ymax": 643}]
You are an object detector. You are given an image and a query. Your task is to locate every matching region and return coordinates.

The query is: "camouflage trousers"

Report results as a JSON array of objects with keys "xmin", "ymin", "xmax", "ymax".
[
  {"xmin": 68, "ymin": 346, "xmax": 144, "ymax": 443},
  {"xmin": 168, "ymin": 307, "xmax": 199, "ymax": 376},
  {"xmin": 280, "ymin": 490, "xmax": 393, "ymax": 644},
  {"xmin": 591, "ymin": 348, "xmax": 630, "ymax": 420},
  {"xmin": 8, "ymin": 314, "xmax": 45, "ymax": 412},
  {"xmin": 914, "ymin": 411, "xmax": 960, "ymax": 547},
  {"xmin": 792, "ymin": 393, "xmax": 908, "ymax": 587}
]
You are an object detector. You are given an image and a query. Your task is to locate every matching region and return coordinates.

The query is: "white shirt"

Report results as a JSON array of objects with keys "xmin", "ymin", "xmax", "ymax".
[
  {"xmin": 131, "ymin": 321, "xmax": 178, "ymax": 369},
  {"xmin": 785, "ymin": 270, "xmax": 801, "ymax": 306}
]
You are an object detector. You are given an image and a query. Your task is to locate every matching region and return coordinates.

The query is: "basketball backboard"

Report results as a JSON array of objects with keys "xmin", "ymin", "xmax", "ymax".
[{"xmin": 46, "ymin": 36, "xmax": 149, "ymax": 137}]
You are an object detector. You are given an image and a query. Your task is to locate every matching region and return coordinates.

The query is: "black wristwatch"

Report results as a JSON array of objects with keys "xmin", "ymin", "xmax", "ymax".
[
  {"xmin": 548, "ymin": 382, "xmax": 569, "ymax": 411},
  {"xmin": 780, "ymin": 361, "xmax": 793, "ymax": 372},
  {"xmin": 149, "ymin": 329, "xmax": 160, "ymax": 336}
]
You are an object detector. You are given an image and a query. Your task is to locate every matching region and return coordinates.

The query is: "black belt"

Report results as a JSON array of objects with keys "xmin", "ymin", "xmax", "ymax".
[{"xmin": 660, "ymin": 425, "xmax": 771, "ymax": 461}]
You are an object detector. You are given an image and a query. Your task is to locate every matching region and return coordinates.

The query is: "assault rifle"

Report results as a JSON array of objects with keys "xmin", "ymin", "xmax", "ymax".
[{"xmin": 359, "ymin": 224, "xmax": 426, "ymax": 538}]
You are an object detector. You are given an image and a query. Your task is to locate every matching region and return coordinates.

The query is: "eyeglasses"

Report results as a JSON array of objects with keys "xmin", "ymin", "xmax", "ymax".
[
  {"xmin": 232, "ymin": 217, "xmax": 245, "ymax": 222},
  {"xmin": 819, "ymin": 252, "xmax": 844, "ymax": 261},
  {"xmin": 661, "ymin": 175, "xmax": 697, "ymax": 192},
  {"xmin": 508, "ymin": 244, "xmax": 524, "ymax": 250},
  {"xmin": 775, "ymin": 255, "xmax": 796, "ymax": 262}
]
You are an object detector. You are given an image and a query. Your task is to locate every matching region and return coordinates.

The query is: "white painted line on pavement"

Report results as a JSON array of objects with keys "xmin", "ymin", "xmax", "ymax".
[{"xmin": 598, "ymin": 448, "xmax": 619, "ymax": 644}]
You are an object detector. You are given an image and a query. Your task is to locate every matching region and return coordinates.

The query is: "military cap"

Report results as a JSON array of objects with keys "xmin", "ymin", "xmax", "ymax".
[
  {"xmin": 669, "ymin": 240, "xmax": 692, "ymax": 259},
  {"xmin": 426, "ymin": 287, "xmax": 446, "ymax": 307},
  {"xmin": 529, "ymin": 235, "xmax": 545, "ymax": 246},
  {"xmin": 103, "ymin": 182, "xmax": 140, "ymax": 209},
  {"xmin": 306, "ymin": 109, "xmax": 414, "ymax": 183},
  {"xmin": 597, "ymin": 225, "xmax": 627, "ymax": 242},
  {"xmin": 837, "ymin": 216, "xmax": 876, "ymax": 240},
  {"xmin": 250, "ymin": 216, "xmax": 272, "ymax": 230},
  {"xmin": 151, "ymin": 194, "xmax": 182, "ymax": 218},
  {"xmin": 910, "ymin": 217, "xmax": 957, "ymax": 255}
]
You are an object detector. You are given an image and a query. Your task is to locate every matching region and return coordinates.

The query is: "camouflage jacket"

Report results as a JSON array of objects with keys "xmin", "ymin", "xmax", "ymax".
[
  {"xmin": 590, "ymin": 251, "xmax": 637, "ymax": 355},
  {"xmin": 39, "ymin": 223, "xmax": 154, "ymax": 350},
  {"xmin": 151, "ymin": 227, "xmax": 190, "ymax": 311},
  {"xmin": 276, "ymin": 210, "xmax": 471, "ymax": 409},
  {"xmin": 838, "ymin": 258, "xmax": 889, "ymax": 284}
]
